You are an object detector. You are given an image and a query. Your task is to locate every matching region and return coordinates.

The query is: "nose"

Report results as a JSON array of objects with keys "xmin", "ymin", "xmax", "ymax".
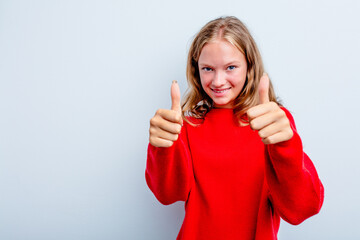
[{"xmin": 212, "ymin": 71, "xmax": 226, "ymax": 87}]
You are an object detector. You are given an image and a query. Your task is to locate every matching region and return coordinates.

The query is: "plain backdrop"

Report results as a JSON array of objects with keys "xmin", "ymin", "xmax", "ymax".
[{"xmin": 0, "ymin": 0, "xmax": 359, "ymax": 239}]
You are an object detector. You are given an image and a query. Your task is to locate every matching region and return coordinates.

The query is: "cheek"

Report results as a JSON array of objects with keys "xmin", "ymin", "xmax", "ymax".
[
  {"xmin": 232, "ymin": 71, "xmax": 247, "ymax": 88},
  {"xmin": 199, "ymin": 73, "xmax": 211, "ymax": 87},
  {"xmin": 233, "ymin": 77, "xmax": 246, "ymax": 88}
]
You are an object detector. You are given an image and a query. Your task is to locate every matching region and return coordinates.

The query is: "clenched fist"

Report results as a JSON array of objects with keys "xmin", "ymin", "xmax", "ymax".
[
  {"xmin": 149, "ymin": 81, "xmax": 183, "ymax": 147},
  {"xmin": 247, "ymin": 74, "xmax": 294, "ymax": 145}
]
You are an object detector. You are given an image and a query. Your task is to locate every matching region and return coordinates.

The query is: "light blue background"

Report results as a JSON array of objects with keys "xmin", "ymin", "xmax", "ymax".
[{"xmin": 1, "ymin": 0, "xmax": 359, "ymax": 239}]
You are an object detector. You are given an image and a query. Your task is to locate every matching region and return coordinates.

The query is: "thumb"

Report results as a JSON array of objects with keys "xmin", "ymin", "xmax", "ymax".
[
  {"xmin": 171, "ymin": 80, "xmax": 182, "ymax": 113},
  {"xmin": 258, "ymin": 73, "xmax": 270, "ymax": 104}
]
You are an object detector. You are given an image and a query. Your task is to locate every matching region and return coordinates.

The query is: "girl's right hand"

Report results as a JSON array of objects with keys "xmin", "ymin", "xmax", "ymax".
[{"xmin": 149, "ymin": 81, "xmax": 183, "ymax": 148}]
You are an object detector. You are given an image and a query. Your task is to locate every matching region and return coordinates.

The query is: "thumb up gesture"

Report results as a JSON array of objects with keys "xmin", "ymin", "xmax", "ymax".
[
  {"xmin": 149, "ymin": 81, "xmax": 183, "ymax": 147},
  {"xmin": 247, "ymin": 74, "xmax": 293, "ymax": 144}
]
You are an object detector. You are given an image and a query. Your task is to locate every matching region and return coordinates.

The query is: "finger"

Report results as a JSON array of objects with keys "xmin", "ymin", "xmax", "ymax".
[
  {"xmin": 159, "ymin": 121, "xmax": 182, "ymax": 135},
  {"xmin": 149, "ymin": 136, "xmax": 174, "ymax": 148},
  {"xmin": 247, "ymin": 101, "xmax": 279, "ymax": 120},
  {"xmin": 151, "ymin": 127, "xmax": 179, "ymax": 142},
  {"xmin": 249, "ymin": 108, "xmax": 285, "ymax": 130},
  {"xmin": 258, "ymin": 73, "xmax": 270, "ymax": 104},
  {"xmin": 171, "ymin": 80, "xmax": 182, "ymax": 113},
  {"xmin": 153, "ymin": 116, "xmax": 182, "ymax": 134},
  {"xmin": 156, "ymin": 109, "xmax": 182, "ymax": 124},
  {"xmin": 257, "ymin": 118, "xmax": 288, "ymax": 139},
  {"xmin": 262, "ymin": 130, "xmax": 293, "ymax": 145}
]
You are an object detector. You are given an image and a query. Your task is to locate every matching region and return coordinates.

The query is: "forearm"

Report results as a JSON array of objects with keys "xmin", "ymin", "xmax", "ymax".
[
  {"xmin": 265, "ymin": 110, "xmax": 324, "ymax": 224},
  {"xmin": 145, "ymin": 129, "xmax": 193, "ymax": 205}
]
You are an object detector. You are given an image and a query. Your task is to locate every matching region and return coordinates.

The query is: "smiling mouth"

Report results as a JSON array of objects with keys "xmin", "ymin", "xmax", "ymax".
[{"xmin": 211, "ymin": 88, "xmax": 231, "ymax": 93}]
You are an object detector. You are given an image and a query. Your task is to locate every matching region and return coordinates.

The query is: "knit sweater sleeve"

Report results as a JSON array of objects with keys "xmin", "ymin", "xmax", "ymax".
[
  {"xmin": 145, "ymin": 122, "xmax": 193, "ymax": 205},
  {"xmin": 265, "ymin": 108, "xmax": 324, "ymax": 225}
]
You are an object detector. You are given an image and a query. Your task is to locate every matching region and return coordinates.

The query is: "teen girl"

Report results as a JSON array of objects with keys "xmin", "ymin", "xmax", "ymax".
[{"xmin": 146, "ymin": 16, "xmax": 324, "ymax": 240}]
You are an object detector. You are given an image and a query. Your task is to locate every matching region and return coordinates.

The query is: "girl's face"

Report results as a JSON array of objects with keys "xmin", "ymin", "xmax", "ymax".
[{"xmin": 198, "ymin": 39, "xmax": 247, "ymax": 109}]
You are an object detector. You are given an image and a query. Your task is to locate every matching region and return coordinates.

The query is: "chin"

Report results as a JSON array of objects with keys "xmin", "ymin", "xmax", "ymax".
[{"xmin": 214, "ymin": 102, "xmax": 233, "ymax": 108}]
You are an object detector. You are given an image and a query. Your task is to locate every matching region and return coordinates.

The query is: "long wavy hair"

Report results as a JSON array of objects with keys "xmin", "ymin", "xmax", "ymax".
[{"xmin": 182, "ymin": 16, "xmax": 279, "ymax": 125}]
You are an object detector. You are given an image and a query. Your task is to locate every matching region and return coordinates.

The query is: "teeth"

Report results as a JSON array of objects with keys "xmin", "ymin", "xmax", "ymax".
[{"xmin": 213, "ymin": 89, "xmax": 228, "ymax": 93}]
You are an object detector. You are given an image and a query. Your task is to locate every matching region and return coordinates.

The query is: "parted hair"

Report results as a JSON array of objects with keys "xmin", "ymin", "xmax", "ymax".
[{"xmin": 182, "ymin": 16, "xmax": 279, "ymax": 124}]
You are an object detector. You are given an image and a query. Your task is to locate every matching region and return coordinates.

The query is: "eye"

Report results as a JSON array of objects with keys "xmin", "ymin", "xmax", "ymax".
[
  {"xmin": 227, "ymin": 65, "xmax": 236, "ymax": 70},
  {"xmin": 202, "ymin": 67, "xmax": 213, "ymax": 72}
]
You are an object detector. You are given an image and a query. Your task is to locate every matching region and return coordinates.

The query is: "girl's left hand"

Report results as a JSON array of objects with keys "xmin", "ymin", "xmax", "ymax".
[{"xmin": 246, "ymin": 74, "xmax": 293, "ymax": 145}]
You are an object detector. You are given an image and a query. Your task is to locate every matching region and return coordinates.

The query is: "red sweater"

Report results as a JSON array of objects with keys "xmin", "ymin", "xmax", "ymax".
[{"xmin": 146, "ymin": 108, "xmax": 324, "ymax": 240}]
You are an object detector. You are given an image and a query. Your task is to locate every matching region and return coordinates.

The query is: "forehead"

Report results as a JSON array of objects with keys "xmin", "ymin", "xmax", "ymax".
[{"xmin": 198, "ymin": 39, "xmax": 245, "ymax": 64}]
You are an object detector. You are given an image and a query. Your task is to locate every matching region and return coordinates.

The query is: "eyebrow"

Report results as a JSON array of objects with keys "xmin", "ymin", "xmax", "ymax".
[{"xmin": 198, "ymin": 61, "xmax": 242, "ymax": 67}]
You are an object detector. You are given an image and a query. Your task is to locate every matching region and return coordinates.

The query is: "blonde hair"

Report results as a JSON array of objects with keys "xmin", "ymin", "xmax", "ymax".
[{"xmin": 182, "ymin": 16, "xmax": 279, "ymax": 124}]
